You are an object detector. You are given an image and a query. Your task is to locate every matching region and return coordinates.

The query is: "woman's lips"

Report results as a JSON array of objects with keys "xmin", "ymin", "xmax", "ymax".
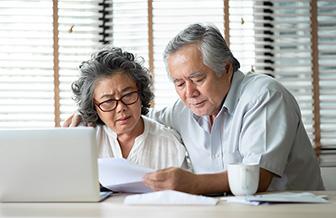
[{"xmin": 116, "ymin": 116, "xmax": 131, "ymax": 124}]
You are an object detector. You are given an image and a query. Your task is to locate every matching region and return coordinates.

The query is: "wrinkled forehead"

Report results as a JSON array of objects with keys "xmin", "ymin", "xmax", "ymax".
[
  {"xmin": 167, "ymin": 50, "xmax": 210, "ymax": 79},
  {"xmin": 93, "ymin": 73, "xmax": 137, "ymax": 97}
]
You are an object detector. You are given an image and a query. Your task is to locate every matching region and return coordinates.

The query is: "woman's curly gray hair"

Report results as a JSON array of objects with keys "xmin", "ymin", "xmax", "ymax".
[{"xmin": 71, "ymin": 46, "xmax": 154, "ymax": 125}]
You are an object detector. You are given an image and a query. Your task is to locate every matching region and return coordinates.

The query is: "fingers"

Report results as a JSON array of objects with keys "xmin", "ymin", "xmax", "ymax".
[
  {"xmin": 70, "ymin": 113, "xmax": 82, "ymax": 127},
  {"xmin": 62, "ymin": 112, "xmax": 83, "ymax": 127},
  {"xmin": 144, "ymin": 170, "xmax": 168, "ymax": 182},
  {"xmin": 144, "ymin": 168, "xmax": 198, "ymax": 193},
  {"xmin": 143, "ymin": 168, "xmax": 179, "ymax": 191},
  {"xmin": 62, "ymin": 113, "xmax": 74, "ymax": 127},
  {"xmin": 87, "ymin": 122, "xmax": 97, "ymax": 127},
  {"xmin": 143, "ymin": 173, "xmax": 170, "ymax": 191}
]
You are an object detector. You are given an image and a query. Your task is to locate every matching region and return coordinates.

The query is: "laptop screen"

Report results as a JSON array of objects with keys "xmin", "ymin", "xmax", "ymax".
[{"xmin": 0, "ymin": 127, "xmax": 106, "ymax": 202}]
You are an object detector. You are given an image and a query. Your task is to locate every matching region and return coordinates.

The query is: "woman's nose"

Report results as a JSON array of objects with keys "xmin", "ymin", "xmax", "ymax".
[{"xmin": 115, "ymin": 100, "xmax": 127, "ymax": 112}]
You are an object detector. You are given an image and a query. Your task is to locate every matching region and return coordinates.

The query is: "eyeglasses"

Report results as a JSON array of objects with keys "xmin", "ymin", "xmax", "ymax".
[{"xmin": 95, "ymin": 91, "xmax": 139, "ymax": 112}]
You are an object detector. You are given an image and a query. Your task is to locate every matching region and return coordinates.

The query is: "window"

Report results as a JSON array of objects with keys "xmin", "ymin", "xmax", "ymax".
[
  {"xmin": 0, "ymin": 0, "xmax": 103, "ymax": 127},
  {"xmin": 317, "ymin": 0, "xmax": 336, "ymax": 166},
  {"xmin": 1, "ymin": 0, "xmax": 335, "ymax": 163},
  {"xmin": 57, "ymin": 0, "xmax": 104, "ymax": 123},
  {"xmin": 0, "ymin": 0, "xmax": 54, "ymax": 127}
]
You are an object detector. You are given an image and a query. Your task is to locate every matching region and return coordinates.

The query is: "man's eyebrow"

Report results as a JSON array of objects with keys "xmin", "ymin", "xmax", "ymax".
[
  {"xmin": 188, "ymin": 72, "xmax": 205, "ymax": 79},
  {"xmin": 173, "ymin": 78, "xmax": 183, "ymax": 83}
]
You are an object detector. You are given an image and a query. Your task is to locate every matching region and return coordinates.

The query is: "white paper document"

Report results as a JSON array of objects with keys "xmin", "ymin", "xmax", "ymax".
[
  {"xmin": 222, "ymin": 192, "xmax": 328, "ymax": 206},
  {"xmin": 124, "ymin": 190, "xmax": 219, "ymax": 206},
  {"xmin": 98, "ymin": 158, "xmax": 154, "ymax": 193}
]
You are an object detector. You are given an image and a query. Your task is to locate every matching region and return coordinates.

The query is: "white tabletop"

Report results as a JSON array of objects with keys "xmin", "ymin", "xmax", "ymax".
[{"xmin": 0, "ymin": 191, "xmax": 335, "ymax": 218}]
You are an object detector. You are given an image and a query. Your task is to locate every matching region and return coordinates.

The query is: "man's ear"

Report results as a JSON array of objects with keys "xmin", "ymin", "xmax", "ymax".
[
  {"xmin": 224, "ymin": 62, "xmax": 234, "ymax": 77},
  {"xmin": 221, "ymin": 62, "xmax": 234, "ymax": 85},
  {"xmin": 225, "ymin": 62, "xmax": 232, "ymax": 74}
]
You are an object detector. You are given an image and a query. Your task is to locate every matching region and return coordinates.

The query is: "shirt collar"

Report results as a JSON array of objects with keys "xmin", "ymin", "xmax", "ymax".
[
  {"xmin": 103, "ymin": 124, "xmax": 117, "ymax": 139},
  {"xmin": 223, "ymin": 70, "xmax": 245, "ymax": 115}
]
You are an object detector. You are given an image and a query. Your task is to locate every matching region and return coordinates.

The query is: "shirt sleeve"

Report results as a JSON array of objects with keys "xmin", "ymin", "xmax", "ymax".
[
  {"xmin": 146, "ymin": 99, "xmax": 182, "ymax": 130},
  {"xmin": 239, "ymin": 88, "xmax": 301, "ymax": 177}
]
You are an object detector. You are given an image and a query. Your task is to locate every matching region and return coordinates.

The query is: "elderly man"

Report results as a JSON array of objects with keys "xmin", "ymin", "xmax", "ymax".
[{"xmin": 65, "ymin": 23, "xmax": 324, "ymax": 194}]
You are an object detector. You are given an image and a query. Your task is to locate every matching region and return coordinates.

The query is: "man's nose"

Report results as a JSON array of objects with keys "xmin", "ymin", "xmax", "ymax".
[{"xmin": 185, "ymin": 81, "xmax": 199, "ymax": 97}]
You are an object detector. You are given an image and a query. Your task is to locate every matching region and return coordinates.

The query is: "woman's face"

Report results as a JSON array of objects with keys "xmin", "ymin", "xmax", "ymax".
[{"xmin": 93, "ymin": 72, "xmax": 143, "ymax": 137}]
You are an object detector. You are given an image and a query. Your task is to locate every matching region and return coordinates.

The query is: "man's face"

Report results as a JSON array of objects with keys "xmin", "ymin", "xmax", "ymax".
[{"xmin": 167, "ymin": 44, "xmax": 233, "ymax": 117}]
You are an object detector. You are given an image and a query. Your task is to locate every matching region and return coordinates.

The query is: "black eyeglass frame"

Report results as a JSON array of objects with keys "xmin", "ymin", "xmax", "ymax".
[{"xmin": 95, "ymin": 91, "xmax": 140, "ymax": 112}]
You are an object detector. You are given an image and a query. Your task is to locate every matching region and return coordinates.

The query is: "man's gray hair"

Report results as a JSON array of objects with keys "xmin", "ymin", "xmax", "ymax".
[{"xmin": 163, "ymin": 23, "xmax": 240, "ymax": 76}]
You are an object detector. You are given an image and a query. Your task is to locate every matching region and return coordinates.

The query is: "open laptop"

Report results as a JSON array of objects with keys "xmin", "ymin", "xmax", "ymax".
[{"xmin": 0, "ymin": 127, "xmax": 111, "ymax": 202}]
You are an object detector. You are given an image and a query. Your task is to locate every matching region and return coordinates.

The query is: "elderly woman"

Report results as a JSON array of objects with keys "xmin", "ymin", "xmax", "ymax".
[{"xmin": 71, "ymin": 46, "xmax": 188, "ymax": 170}]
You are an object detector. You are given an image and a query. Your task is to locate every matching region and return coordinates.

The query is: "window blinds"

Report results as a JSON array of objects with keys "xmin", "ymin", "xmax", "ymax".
[
  {"xmin": 57, "ymin": 0, "xmax": 103, "ymax": 123},
  {"xmin": 0, "ymin": 0, "xmax": 54, "ymax": 127},
  {"xmin": 105, "ymin": 0, "xmax": 149, "ymax": 67},
  {"xmin": 318, "ymin": 0, "xmax": 336, "ymax": 166},
  {"xmin": 1, "ymin": 0, "xmax": 335, "ymax": 162},
  {"xmin": 0, "ymin": 0, "xmax": 104, "ymax": 127},
  {"xmin": 229, "ymin": 0, "xmax": 255, "ymax": 74}
]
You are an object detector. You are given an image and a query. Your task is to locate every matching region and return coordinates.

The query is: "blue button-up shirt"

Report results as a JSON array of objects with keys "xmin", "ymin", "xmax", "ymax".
[{"xmin": 149, "ymin": 70, "xmax": 324, "ymax": 191}]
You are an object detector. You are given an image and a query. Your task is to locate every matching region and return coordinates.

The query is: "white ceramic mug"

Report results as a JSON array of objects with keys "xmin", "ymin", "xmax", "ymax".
[{"xmin": 227, "ymin": 163, "xmax": 260, "ymax": 196}]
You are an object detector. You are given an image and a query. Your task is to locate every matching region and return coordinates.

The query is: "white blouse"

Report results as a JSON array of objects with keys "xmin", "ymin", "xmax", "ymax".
[{"xmin": 96, "ymin": 115, "xmax": 188, "ymax": 170}]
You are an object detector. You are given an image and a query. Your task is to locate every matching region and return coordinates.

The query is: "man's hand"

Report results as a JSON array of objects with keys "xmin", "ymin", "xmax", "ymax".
[
  {"xmin": 62, "ymin": 112, "xmax": 82, "ymax": 127},
  {"xmin": 144, "ymin": 167, "xmax": 273, "ymax": 195},
  {"xmin": 143, "ymin": 167, "xmax": 200, "ymax": 194}
]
